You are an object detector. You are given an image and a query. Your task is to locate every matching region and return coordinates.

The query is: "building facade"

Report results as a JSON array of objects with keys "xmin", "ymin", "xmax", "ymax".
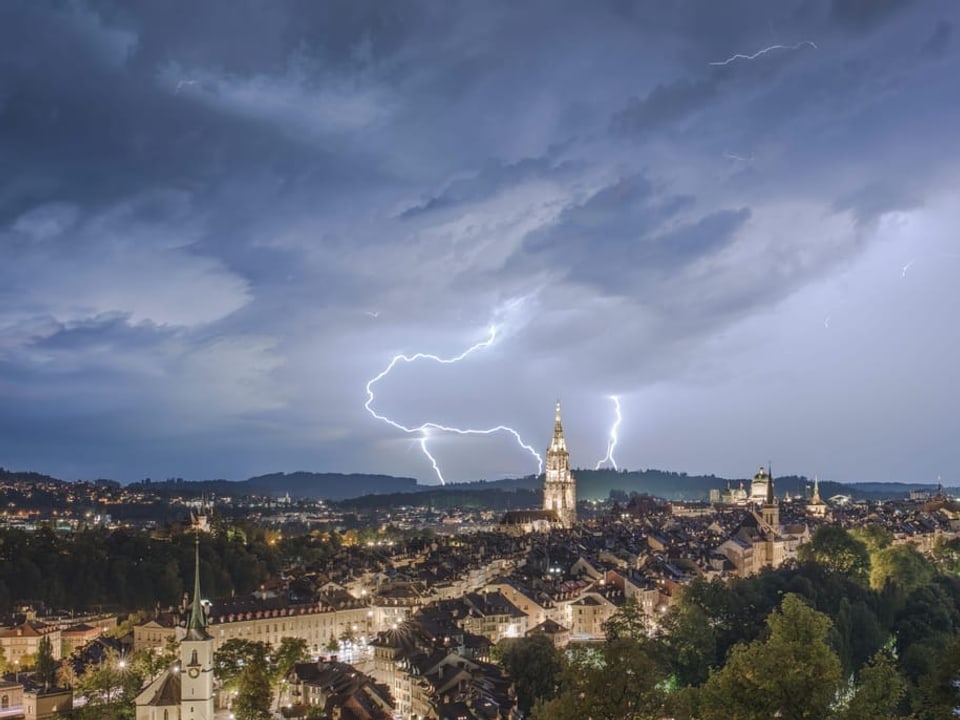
[{"xmin": 0, "ymin": 624, "xmax": 62, "ymax": 666}]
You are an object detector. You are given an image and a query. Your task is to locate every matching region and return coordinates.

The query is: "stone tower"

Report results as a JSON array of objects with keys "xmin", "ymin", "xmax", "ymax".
[
  {"xmin": 761, "ymin": 467, "xmax": 780, "ymax": 529},
  {"xmin": 181, "ymin": 534, "xmax": 214, "ymax": 720},
  {"xmin": 543, "ymin": 401, "xmax": 577, "ymax": 528}
]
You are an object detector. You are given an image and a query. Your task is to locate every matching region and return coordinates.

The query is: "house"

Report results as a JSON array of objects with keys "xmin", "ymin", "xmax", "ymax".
[
  {"xmin": 279, "ymin": 660, "xmax": 393, "ymax": 719},
  {"xmin": 0, "ymin": 624, "xmax": 61, "ymax": 666}
]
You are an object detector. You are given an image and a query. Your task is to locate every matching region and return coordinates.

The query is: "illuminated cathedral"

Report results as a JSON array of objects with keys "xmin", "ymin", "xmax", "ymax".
[
  {"xmin": 500, "ymin": 401, "xmax": 578, "ymax": 533},
  {"xmin": 542, "ymin": 401, "xmax": 577, "ymax": 528}
]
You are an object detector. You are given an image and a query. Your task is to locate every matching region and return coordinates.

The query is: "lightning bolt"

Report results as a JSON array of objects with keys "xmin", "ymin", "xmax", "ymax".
[
  {"xmin": 723, "ymin": 151, "xmax": 754, "ymax": 163},
  {"xmin": 174, "ymin": 79, "xmax": 198, "ymax": 94},
  {"xmin": 595, "ymin": 395, "xmax": 622, "ymax": 470},
  {"xmin": 364, "ymin": 325, "xmax": 543, "ymax": 485},
  {"xmin": 710, "ymin": 41, "xmax": 817, "ymax": 66}
]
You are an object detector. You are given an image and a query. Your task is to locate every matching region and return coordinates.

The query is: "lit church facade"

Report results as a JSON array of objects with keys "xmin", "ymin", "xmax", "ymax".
[
  {"xmin": 501, "ymin": 401, "xmax": 578, "ymax": 533},
  {"xmin": 542, "ymin": 401, "xmax": 577, "ymax": 528}
]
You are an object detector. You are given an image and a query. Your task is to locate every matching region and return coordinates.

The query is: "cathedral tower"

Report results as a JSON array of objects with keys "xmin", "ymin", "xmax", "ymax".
[
  {"xmin": 543, "ymin": 401, "xmax": 577, "ymax": 528},
  {"xmin": 181, "ymin": 534, "xmax": 214, "ymax": 720}
]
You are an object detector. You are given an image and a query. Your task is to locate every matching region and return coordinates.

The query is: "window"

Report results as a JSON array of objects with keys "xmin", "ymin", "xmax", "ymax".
[
  {"xmin": 190, "ymin": 650, "xmax": 198, "ymax": 666},
  {"xmin": 1, "ymin": 695, "xmax": 8, "ymax": 709}
]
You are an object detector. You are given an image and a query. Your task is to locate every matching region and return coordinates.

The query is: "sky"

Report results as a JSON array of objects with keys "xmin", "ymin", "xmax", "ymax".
[{"xmin": 1, "ymin": 0, "xmax": 958, "ymax": 486}]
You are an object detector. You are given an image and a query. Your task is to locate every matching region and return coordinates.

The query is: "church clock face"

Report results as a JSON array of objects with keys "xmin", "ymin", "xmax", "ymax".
[{"xmin": 188, "ymin": 667, "xmax": 200, "ymax": 679}]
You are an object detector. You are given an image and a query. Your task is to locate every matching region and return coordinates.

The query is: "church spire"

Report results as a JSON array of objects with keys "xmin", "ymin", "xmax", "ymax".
[
  {"xmin": 812, "ymin": 475, "xmax": 821, "ymax": 502},
  {"xmin": 187, "ymin": 533, "xmax": 206, "ymax": 634},
  {"xmin": 765, "ymin": 467, "xmax": 775, "ymax": 505},
  {"xmin": 550, "ymin": 400, "xmax": 567, "ymax": 453},
  {"xmin": 543, "ymin": 399, "xmax": 576, "ymax": 528}
]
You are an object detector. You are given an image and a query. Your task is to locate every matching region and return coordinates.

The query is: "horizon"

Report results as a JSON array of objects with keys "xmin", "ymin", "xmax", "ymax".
[
  {"xmin": 3, "ymin": 463, "xmax": 951, "ymax": 491},
  {"xmin": 1, "ymin": 2, "xmax": 958, "ymax": 485}
]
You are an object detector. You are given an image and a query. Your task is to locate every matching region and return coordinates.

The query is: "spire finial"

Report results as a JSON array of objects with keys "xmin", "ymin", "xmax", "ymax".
[{"xmin": 549, "ymin": 399, "xmax": 567, "ymax": 453}]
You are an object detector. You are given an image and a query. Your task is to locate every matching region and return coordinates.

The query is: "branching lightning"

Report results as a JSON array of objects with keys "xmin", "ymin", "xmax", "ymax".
[
  {"xmin": 364, "ymin": 325, "xmax": 543, "ymax": 485},
  {"xmin": 710, "ymin": 41, "xmax": 817, "ymax": 66},
  {"xmin": 595, "ymin": 395, "xmax": 622, "ymax": 470}
]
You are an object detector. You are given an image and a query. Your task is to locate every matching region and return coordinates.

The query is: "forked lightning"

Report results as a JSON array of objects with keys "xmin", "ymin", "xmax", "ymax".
[
  {"xmin": 595, "ymin": 395, "xmax": 622, "ymax": 470},
  {"xmin": 364, "ymin": 326, "xmax": 543, "ymax": 484}
]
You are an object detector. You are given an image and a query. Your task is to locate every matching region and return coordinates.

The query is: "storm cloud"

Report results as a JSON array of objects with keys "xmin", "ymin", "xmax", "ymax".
[{"xmin": 1, "ymin": 0, "xmax": 958, "ymax": 485}]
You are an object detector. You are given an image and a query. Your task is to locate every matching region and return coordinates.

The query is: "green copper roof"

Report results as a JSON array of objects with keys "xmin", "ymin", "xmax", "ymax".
[{"xmin": 187, "ymin": 534, "xmax": 206, "ymax": 633}]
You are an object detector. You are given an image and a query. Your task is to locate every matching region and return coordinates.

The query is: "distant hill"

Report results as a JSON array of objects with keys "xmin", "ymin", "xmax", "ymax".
[
  {"xmin": 128, "ymin": 472, "xmax": 419, "ymax": 501},
  {"xmin": 2, "ymin": 465, "xmax": 950, "ymax": 506},
  {"xmin": 246, "ymin": 471, "xmax": 418, "ymax": 499}
]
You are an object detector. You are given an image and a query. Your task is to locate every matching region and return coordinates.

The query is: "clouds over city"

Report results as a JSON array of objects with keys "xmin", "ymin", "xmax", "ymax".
[{"xmin": 1, "ymin": 0, "xmax": 957, "ymax": 484}]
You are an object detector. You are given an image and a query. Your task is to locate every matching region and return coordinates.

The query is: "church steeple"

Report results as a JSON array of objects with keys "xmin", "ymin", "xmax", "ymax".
[
  {"xmin": 179, "ymin": 530, "xmax": 215, "ymax": 720},
  {"xmin": 812, "ymin": 475, "xmax": 821, "ymax": 503},
  {"xmin": 186, "ymin": 533, "xmax": 206, "ymax": 636},
  {"xmin": 550, "ymin": 400, "xmax": 567, "ymax": 453},
  {"xmin": 543, "ymin": 400, "xmax": 576, "ymax": 528}
]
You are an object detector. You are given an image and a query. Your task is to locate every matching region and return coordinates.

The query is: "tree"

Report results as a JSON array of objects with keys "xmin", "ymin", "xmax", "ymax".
[
  {"xmin": 532, "ymin": 639, "xmax": 666, "ymax": 720},
  {"xmin": 324, "ymin": 634, "xmax": 339, "ymax": 654},
  {"xmin": 870, "ymin": 544, "xmax": 934, "ymax": 593},
  {"xmin": 839, "ymin": 650, "xmax": 906, "ymax": 720},
  {"xmin": 36, "ymin": 634, "xmax": 57, "ymax": 690},
  {"xmin": 656, "ymin": 600, "xmax": 717, "ymax": 686},
  {"xmin": 798, "ymin": 526, "xmax": 870, "ymax": 582},
  {"xmin": 850, "ymin": 525, "xmax": 894, "ymax": 556},
  {"xmin": 603, "ymin": 597, "xmax": 648, "ymax": 642},
  {"xmin": 72, "ymin": 649, "xmax": 134, "ymax": 718},
  {"xmin": 895, "ymin": 583, "xmax": 960, "ymax": 682},
  {"xmin": 699, "ymin": 594, "xmax": 843, "ymax": 720},
  {"xmin": 932, "ymin": 536, "xmax": 960, "ymax": 576},
  {"xmin": 833, "ymin": 597, "xmax": 886, "ymax": 677},
  {"xmin": 233, "ymin": 660, "xmax": 273, "ymax": 720},
  {"xmin": 214, "ymin": 639, "xmax": 269, "ymax": 694},
  {"xmin": 494, "ymin": 635, "xmax": 562, "ymax": 714},
  {"xmin": 913, "ymin": 632, "xmax": 960, "ymax": 719},
  {"xmin": 273, "ymin": 636, "xmax": 310, "ymax": 683}
]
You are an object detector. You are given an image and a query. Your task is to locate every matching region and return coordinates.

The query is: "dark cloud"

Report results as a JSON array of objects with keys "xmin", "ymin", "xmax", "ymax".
[
  {"xmin": 401, "ymin": 152, "xmax": 576, "ymax": 218},
  {"xmin": 833, "ymin": 183, "xmax": 919, "ymax": 226},
  {"xmin": 515, "ymin": 175, "xmax": 750, "ymax": 293},
  {"xmin": 611, "ymin": 78, "xmax": 718, "ymax": 135},
  {"xmin": 831, "ymin": 0, "xmax": 915, "ymax": 30},
  {"xmin": 922, "ymin": 19, "xmax": 953, "ymax": 58},
  {"xmin": 0, "ymin": 0, "xmax": 958, "ymax": 484}
]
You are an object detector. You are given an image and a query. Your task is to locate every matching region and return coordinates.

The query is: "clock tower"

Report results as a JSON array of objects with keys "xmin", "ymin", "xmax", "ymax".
[{"xmin": 181, "ymin": 534, "xmax": 214, "ymax": 720}]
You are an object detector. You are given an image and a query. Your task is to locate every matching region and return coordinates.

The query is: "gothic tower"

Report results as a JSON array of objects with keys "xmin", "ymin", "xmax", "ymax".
[
  {"xmin": 543, "ymin": 401, "xmax": 577, "ymax": 528},
  {"xmin": 181, "ymin": 534, "xmax": 214, "ymax": 720}
]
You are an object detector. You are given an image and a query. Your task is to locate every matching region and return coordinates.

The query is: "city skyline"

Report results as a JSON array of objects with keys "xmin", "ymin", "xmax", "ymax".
[{"xmin": 1, "ymin": 1, "xmax": 958, "ymax": 485}]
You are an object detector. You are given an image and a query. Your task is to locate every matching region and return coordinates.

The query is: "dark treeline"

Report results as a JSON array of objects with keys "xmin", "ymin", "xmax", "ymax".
[
  {"xmin": 0, "ymin": 525, "xmax": 281, "ymax": 615},
  {"xmin": 128, "ymin": 471, "xmax": 420, "ymax": 501},
  {"xmin": 0, "ymin": 522, "xmax": 437, "ymax": 618}
]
